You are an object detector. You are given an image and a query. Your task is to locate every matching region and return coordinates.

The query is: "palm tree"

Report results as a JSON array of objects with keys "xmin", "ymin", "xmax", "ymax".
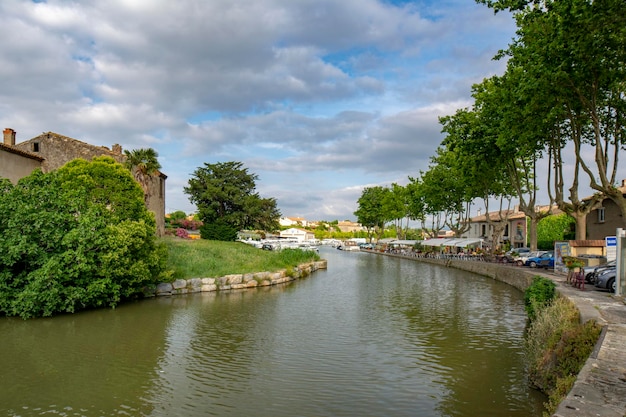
[{"xmin": 123, "ymin": 148, "xmax": 161, "ymax": 204}]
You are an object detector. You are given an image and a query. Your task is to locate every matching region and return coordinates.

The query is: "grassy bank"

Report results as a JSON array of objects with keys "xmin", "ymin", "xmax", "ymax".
[
  {"xmin": 162, "ymin": 236, "xmax": 321, "ymax": 280},
  {"xmin": 524, "ymin": 277, "xmax": 602, "ymax": 416}
]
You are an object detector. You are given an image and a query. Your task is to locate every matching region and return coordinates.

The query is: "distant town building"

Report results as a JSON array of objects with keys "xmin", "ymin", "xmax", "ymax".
[
  {"xmin": 279, "ymin": 217, "xmax": 309, "ymax": 227},
  {"xmin": 336, "ymin": 221, "xmax": 363, "ymax": 233},
  {"xmin": 279, "ymin": 228, "xmax": 315, "ymax": 242}
]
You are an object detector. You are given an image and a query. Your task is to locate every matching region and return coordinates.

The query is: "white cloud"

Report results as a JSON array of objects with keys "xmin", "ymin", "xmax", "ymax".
[{"xmin": 0, "ymin": 0, "xmax": 533, "ymax": 221}]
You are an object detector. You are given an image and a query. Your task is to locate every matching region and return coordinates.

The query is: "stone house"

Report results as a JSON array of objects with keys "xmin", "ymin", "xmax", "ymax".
[
  {"xmin": 462, "ymin": 207, "xmax": 529, "ymax": 249},
  {"xmin": 337, "ymin": 220, "xmax": 363, "ymax": 233},
  {"xmin": 0, "ymin": 128, "xmax": 167, "ymax": 236},
  {"xmin": 0, "ymin": 130, "xmax": 44, "ymax": 184},
  {"xmin": 279, "ymin": 216, "xmax": 308, "ymax": 227},
  {"xmin": 585, "ymin": 181, "xmax": 626, "ymax": 240}
]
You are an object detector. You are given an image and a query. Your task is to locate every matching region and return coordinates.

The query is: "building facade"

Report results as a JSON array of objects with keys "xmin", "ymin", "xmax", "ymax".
[
  {"xmin": 585, "ymin": 182, "xmax": 626, "ymax": 240},
  {"xmin": 0, "ymin": 132, "xmax": 44, "ymax": 184},
  {"xmin": 0, "ymin": 128, "xmax": 166, "ymax": 236}
]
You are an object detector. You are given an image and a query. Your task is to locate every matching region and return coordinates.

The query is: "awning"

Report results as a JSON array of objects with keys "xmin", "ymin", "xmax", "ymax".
[
  {"xmin": 389, "ymin": 240, "xmax": 420, "ymax": 246},
  {"xmin": 420, "ymin": 238, "xmax": 483, "ymax": 247},
  {"xmin": 455, "ymin": 238, "xmax": 483, "ymax": 247},
  {"xmin": 421, "ymin": 238, "xmax": 454, "ymax": 246}
]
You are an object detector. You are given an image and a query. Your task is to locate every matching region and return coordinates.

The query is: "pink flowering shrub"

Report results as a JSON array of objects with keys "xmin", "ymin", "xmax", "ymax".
[
  {"xmin": 171, "ymin": 219, "xmax": 203, "ymax": 231},
  {"xmin": 176, "ymin": 228, "xmax": 190, "ymax": 239}
]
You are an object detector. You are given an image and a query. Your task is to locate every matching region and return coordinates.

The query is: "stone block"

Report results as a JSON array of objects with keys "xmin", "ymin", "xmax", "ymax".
[
  {"xmin": 172, "ymin": 279, "xmax": 187, "ymax": 290},
  {"xmin": 156, "ymin": 283, "xmax": 173, "ymax": 295},
  {"xmin": 201, "ymin": 284, "xmax": 217, "ymax": 292},
  {"xmin": 226, "ymin": 274, "xmax": 243, "ymax": 285}
]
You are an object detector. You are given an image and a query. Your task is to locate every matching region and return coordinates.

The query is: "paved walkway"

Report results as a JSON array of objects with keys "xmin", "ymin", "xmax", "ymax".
[{"xmin": 540, "ymin": 272, "xmax": 626, "ymax": 417}]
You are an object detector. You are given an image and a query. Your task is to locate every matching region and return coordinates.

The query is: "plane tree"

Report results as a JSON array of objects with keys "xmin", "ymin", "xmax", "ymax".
[
  {"xmin": 354, "ymin": 185, "xmax": 390, "ymax": 242},
  {"xmin": 419, "ymin": 147, "xmax": 473, "ymax": 239},
  {"xmin": 479, "ymin": 0, "xmax": 626, "ymax": 236},
  {"xmin": 471, "ymin": 72, "xmax": 554, "ymax": 249},
  {"xmin": 437, "ymin": 106, "xmax": 517, "ymax": 250}
]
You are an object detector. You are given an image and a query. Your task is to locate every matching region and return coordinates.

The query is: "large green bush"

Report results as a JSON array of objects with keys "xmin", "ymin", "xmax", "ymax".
[
  {"xmin": 524, "ymin": 276, "xmax": 557, "ymax": 322},
  {"xmin": 0, "ymin": 157, "xmax": 166, "ymax": 318}
]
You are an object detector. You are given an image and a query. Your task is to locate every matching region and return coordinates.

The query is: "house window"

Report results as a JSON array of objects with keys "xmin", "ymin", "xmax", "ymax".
[
  {"xmin": 598, "ymin": 207, "xmax": 605, "ymax": 223},
  {"xmin": 33, "ymin": 142, "xmax": 39, "ymax": 152},
  {"xmin": 504, "ymin": 224, "xmax": 509, "ymax": 237},
  {"xmin": 481, "ymin": 224, "xmax": 486, "ymax": 237}
]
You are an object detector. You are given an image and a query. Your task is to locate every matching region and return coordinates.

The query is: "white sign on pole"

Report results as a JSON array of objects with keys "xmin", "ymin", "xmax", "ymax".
[{"xmin": 606, "ymin": 236, "xmax": 617, "ymax": 261}]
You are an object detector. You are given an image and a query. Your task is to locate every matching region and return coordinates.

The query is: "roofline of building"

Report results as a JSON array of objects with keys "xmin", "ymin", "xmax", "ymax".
[{"xmin": 0, "ymin": 142, "xmax": 45, "ymax": 162}]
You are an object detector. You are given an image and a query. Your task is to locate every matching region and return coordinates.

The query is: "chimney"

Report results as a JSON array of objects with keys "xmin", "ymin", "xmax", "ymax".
[{"xmin": 3, "ymin": 128, "xmax": 16, "ymax": 146}]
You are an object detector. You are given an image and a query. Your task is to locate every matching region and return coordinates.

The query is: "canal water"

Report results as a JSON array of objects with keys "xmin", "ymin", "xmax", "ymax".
[{"xmin": 0, "ymin": 247, "xmax": 546, "ymax": 417}]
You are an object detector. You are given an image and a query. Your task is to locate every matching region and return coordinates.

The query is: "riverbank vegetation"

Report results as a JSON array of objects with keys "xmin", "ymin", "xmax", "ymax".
[
  {"xmin": 164, "ymin": 236, "xmax": 320, "ymax": 280},
  {"xmin": 524, "ymin": 277, "xmax": 602, "ymax": 416},
  {"xmin": 0, "ymin": 157, "xmax": 166, "ymax": 319}
]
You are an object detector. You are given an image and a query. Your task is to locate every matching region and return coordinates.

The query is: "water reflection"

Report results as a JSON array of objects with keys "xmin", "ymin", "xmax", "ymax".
[{"xmin": 0, "ymin": 248, "xmax": 545, "ymax": 417}]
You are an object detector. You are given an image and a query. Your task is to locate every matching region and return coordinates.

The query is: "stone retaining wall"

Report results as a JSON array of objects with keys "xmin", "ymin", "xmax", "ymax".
[
  {"xmin": 145, "ymin": 260, "xmax": 328, "ymax": 297},
  {"xmin": 409, "ymin": 256, "xmax": 536, "ymax": 291}
]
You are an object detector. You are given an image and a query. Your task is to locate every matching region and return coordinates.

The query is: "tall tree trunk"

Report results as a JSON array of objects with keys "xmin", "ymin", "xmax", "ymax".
[{"xmin": 574, "ymin": 212, "xmax": 587, "ymax": 240}]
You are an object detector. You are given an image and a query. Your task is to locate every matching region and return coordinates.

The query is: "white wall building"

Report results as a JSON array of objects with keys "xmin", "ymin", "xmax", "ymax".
[{"xmin": 279, "ymin": 228, "xmax": 315, "ymax": 242}]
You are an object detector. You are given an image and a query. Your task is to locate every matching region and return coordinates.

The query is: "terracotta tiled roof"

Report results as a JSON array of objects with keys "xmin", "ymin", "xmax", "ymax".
[
  {"xmin": 0, "ymin": 142, "xmax": 44, "ymax": 161},
  {"xmin": 570, "ymin": 240, "xmax": 605, "ymax": 247}
]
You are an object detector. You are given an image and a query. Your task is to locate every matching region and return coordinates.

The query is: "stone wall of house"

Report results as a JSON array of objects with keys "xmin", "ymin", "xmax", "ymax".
[
  {"xmin": 587, "ymin": 200, "xmax": 625, "ymax": 240},
  {"xmin": 146, "ymin": 260, "xmax": 328, "ymax": 297},
  {"xmin": 12, "ymin": 132, "xmax": 166, "ymax": 236},
  {"xmin": 12, "ymin": 133, "xmax": 124, "ymax": 173}
]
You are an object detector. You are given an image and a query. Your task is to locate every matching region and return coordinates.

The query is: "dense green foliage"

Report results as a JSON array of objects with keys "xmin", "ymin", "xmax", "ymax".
[
  {"xmin": 353, "ymin": 0, "xmax": 626, "ymax": 250},
  {"xmin": 537, "ymin": 214, "xmax": 575, "ymax": 250},
  {"xmin": 185, "ymin": 161, "xmax": 280, "ymax": 240},
  {"xmin": 0, "ymin": 157, "xmax": 166, "ymax": 318},
  {"xmin": 354, "ymin": 186, "xmax": 389, "ymax": 241},
  {"xmin": 524, "ymin": 276, "xmax": 556, "ymax": 322},
  {"xmin": 164, "ymin": 236, "xmax": 320, "ymax": 280},
  {"xmin": 525, "ymin": 297, "xmax": 601, "ymax": 416}
]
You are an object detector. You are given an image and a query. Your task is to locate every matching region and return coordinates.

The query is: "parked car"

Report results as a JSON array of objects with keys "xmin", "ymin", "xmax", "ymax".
[
  {"xmin": 503, "ymin": 247, "xmax": 530, "ymax": 263},
  {"xmin": 525, "ymin": 251, "xmax": 554, "ymax": 268},
  {"xmin": 583, "ymin": 260, "xmax": 616, "ymax": 284},
  {"xmin": 515, "ymin": 250, "xmax": 548, "ymax": 266},
  {"xmin": 594, "ymin": 268, "xmax": 617, "ymax": 292}
]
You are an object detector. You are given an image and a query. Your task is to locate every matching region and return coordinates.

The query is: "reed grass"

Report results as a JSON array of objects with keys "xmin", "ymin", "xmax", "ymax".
[{"xmin": 162, "ymin": 236, "xmax": 320, "ymax": 280}]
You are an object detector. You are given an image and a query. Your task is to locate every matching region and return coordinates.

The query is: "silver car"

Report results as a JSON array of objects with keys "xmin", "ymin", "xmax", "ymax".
[
  {"xmin": 594, "ymin": 267, "xmax": 617, "ymax": 292},
  {"xmin": 585, "ymin": 260, "xmax": 616, "ymax": 285}
]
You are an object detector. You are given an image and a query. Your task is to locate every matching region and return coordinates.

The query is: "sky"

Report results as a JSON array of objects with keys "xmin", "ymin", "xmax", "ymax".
[{"xmin": 0, "ymin": 0, "xmax": 519, "ymax": 221}]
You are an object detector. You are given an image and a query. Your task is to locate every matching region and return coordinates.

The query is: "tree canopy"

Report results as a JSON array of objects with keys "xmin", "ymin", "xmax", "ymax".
[
  {"xmin": 184, "ymin": 161, "xmax": 280, "ymax": 240},
  {"xmin": 0, "ymin": 157, "xmax": 166, "ymax": 318}
]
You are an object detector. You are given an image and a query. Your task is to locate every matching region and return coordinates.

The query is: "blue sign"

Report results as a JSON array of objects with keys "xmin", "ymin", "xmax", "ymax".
[{"xmin": 606, "ymin": 236, "xmax": 617, "ymax": 247}]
